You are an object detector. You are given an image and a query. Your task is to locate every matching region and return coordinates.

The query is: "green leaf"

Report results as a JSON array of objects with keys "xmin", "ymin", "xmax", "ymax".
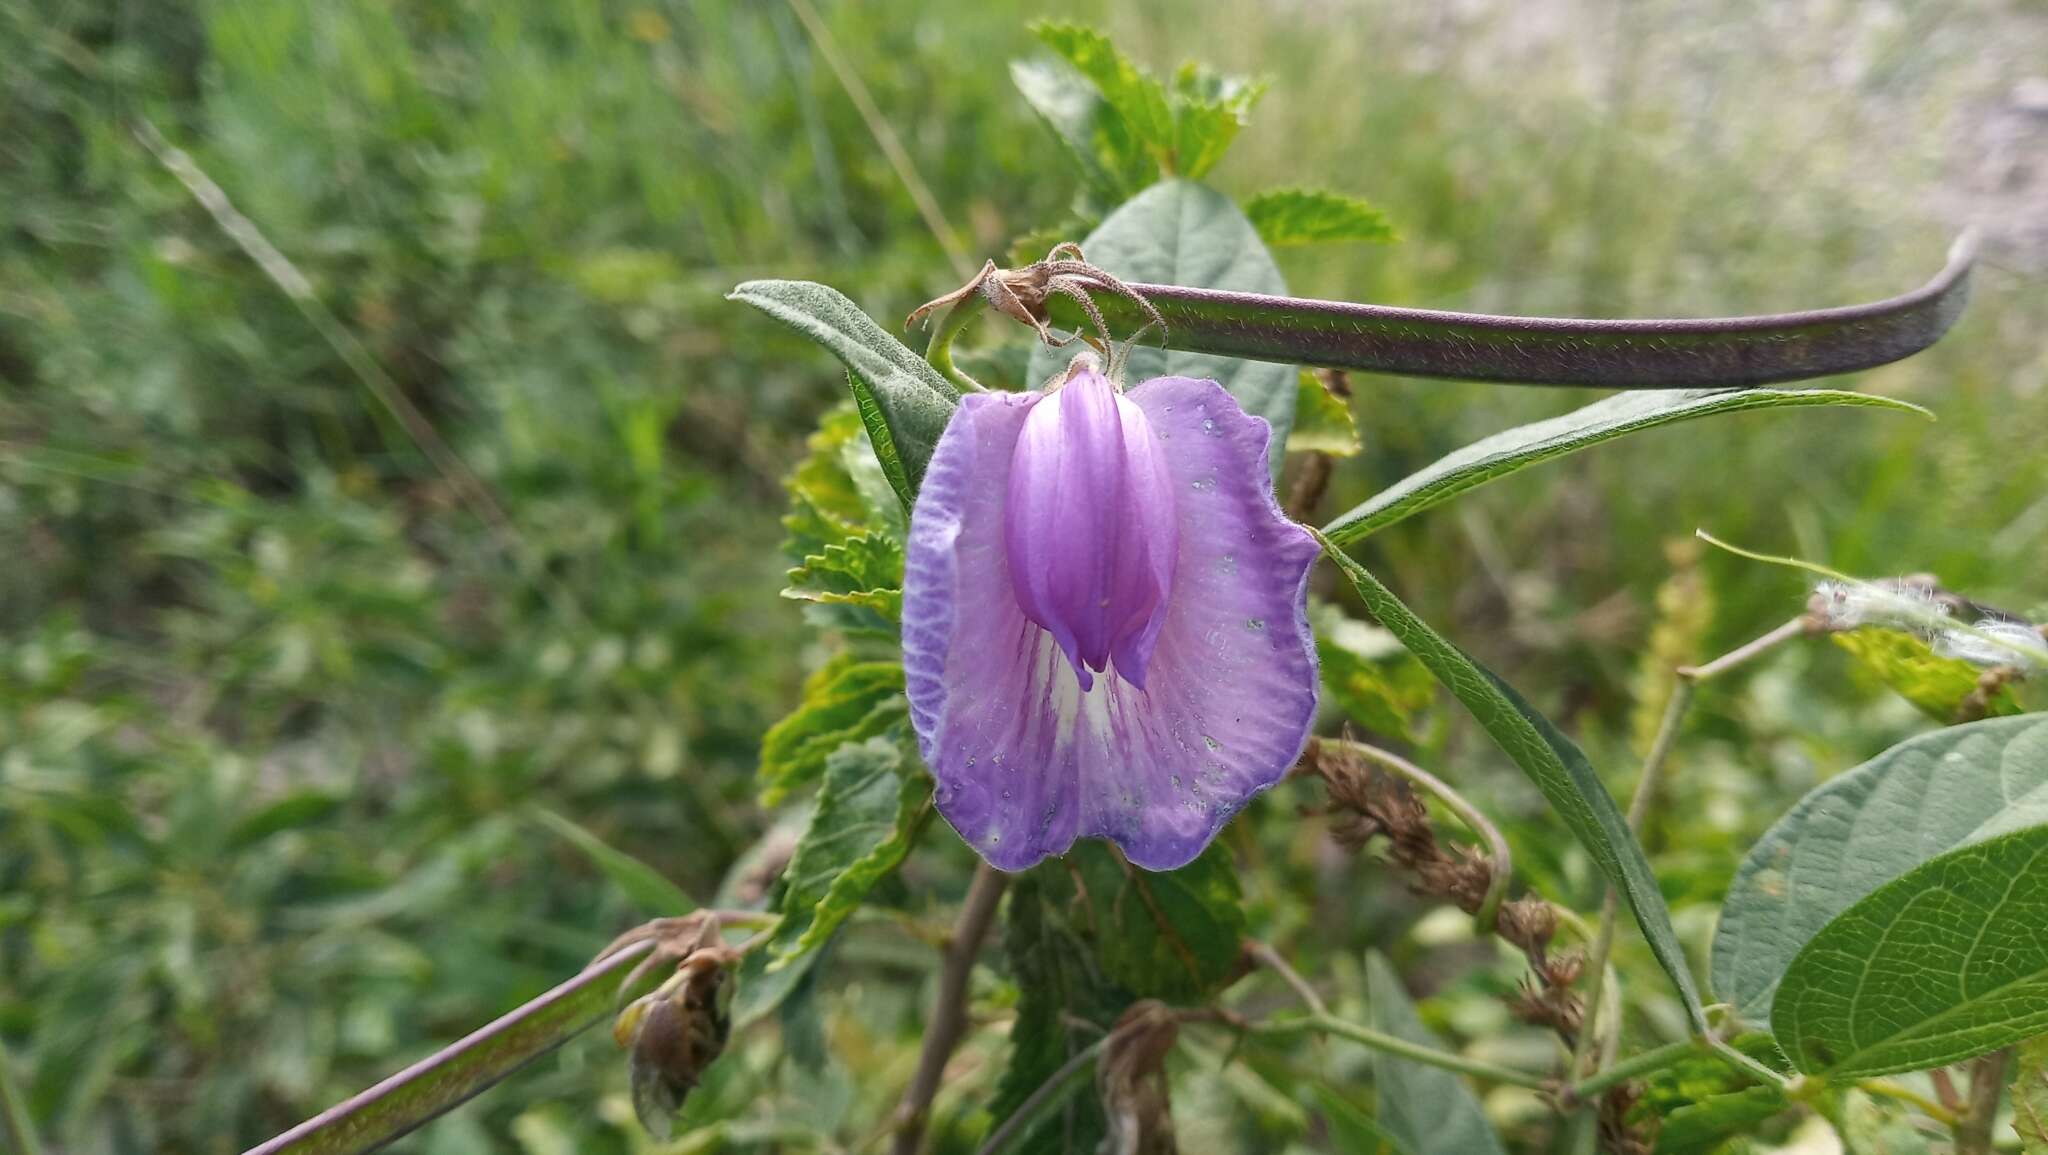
[
  {"xmin": 1772, "ymin": 822, "xmax": 2048, "ymax": 1076},
  {"xmin": 756, "ymin": 655, "xmax": 907, "ymax": 806},
  {"xmin": 991, "ymin": 870, "xmax": 1130, "ymax": 1153},
  {"xmin": 1312, "ymin": 601, "xmax": 1435, "ymax": 738},
  {"xmin": 1364, "ymin": 952, "xmax": 1507, "ymax": 1155},
  {"xmin": 728, "ymin": 279, "xmax": 958, "ymax": 495},
  {"xmin": 1164, "ymin": 61, "xmax": 1264, "ymax": 180},
  {"xmin": 1312, "ymin": 1082, "xmax": 1409, "ymax": 1155},
  {"xmin": 782, "ymin": 405, "xmax": 885, "ymax": 561},
  {"xmin": 1631, "ymin": 1029, "xmax": 1789, "ymax": 1144},
  {"xmin": 1031, "ymin": 23, "xmax": 1174, "ymax": 166},
  {"xmin": 228, "ymin": 789, "xmax": 341, "ymax": 849},
  {"xmin": 768, "ymin": 735, "xmax": 927, "ymax": 969},
  {"xmin": 532, "ymin": 809, "xmax": 695, "ymax": 916},
  {"xmin": 1028, "ymin": 180, "xmax": 1297, "ymax": 471},
  {"xmin": 1065, "ymin": 841, "xmax": 1245, "ymax": 1003},
  {"xmin": 846, "ymin": 370, "xmax": 918, "ymax": 514},
  {"xmin": 1651, "ymin": 1087, "xmax": 1790, "ymax": 1154},
  {"xmin": 1712, "ymin": 713, "xmax": 2048, "ymax": 1025},
  {"xmin": 1009, "ymin": 57, "xmax": 1153, "ymax": 204},
  {"xmin": 1286, "ymin": 370, "xmax": 1362, "ymax": 457},
  {"xmin": 2014, "ymin": 1035, "xmax": 2048, "ymax": 1154},
  {"xmin": 987, "ymin": 843, "xmax": 1243, "ymax": 1151},
  {"xmin": 1832, "ymin": 627, "xmax": 2024, "ymax": 720},
  {"xmin": 1321, "ymin": 389, "xmax": 1930, "ymax": 546},
  {"xmin": 1318, "ymin": 538, "xmax": 1709, "ymax": 1032},
  {"xmin": 784, "ymin": 531, "xmax": 905, "ymax": 633},
  {"xmin": 1244, "ymin": 188, "xmax": 1396, "ymax": 248}
]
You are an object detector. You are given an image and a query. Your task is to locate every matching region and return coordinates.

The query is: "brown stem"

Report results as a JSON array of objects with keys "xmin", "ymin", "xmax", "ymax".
[
  {"xmin": 1246, "ymin": 940, "xmax": 1329, "ymax": 1017},
  {"xmin": 1954, "ymin": 1049, "xmax": 2013, "ymax": 1155},
  {"xmin": 1285, "ymin": 451, "xmax": 1334, "ymax": 522},
  {"xmin": 892, "ymin": 863, "xmax": 1010, "ymax": 1154}
]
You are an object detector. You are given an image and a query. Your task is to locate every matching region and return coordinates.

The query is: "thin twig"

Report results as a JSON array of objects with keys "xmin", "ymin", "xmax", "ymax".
[
  {"xmin": 1861, "ymin": 1078, "xmax": 1959, "ymax": 1127},
  {"xmin": 1677, "ymin": 617, "xmax": 1812, "ymax": 681},
  {"xmin": 1246, "ymin": 940, "xmax": 1329, "ymax": 1017},
  {"xmin": 1247, "ymin": 1015, "xmax": 1552, "ymax": 1091},
  {"xmin": 1570, "ymin": 611, "xmax": 1812, "ymax": 1125},
  {"xmin": 784, "ymin": 0, "xmax": 972, "ymax": 279},
  {"xmin": 132, "ymin": 119, "xmax": 584, "ymax": 628},
  {"xmin": 976, "ymin": 1036, "xmax": 1111, "ymax": 1155},
  {"xmin": 1955, "ymin": 1049, "xmax": 2013, "ymax": 1155},
  {"xmin": 1567, "ymin": 1038, "xmax": 1702, "ymax": 1102},
  {"xmin": 892, "ymin": 863, "xmax": 1009, "ymax": 1155}
]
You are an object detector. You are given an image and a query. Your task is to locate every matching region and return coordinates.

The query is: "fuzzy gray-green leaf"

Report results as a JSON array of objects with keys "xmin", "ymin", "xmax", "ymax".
[{"xmin": 729, "ymin": 279, "xmax": 958, "ymax": 494}]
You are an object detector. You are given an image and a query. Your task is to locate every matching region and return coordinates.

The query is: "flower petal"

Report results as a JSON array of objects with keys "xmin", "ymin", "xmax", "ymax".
[
  {"xmin": 1004, "ymin": 362, "xmax": 1177, "ymax": 690},
  {"xmin": 903, "ymin": 378, "xmax": 1318, "ymax": 872}
]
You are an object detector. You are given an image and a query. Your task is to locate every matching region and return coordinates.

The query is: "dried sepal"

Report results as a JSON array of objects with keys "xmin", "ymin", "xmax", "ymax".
[
  {"xmin": 1098, "ymin": 1001, "xmax": 1181, "ymax": 1155},
  {"xmin": 605, "ymin": 915, "xmax": 737, "ymax": 1139}
]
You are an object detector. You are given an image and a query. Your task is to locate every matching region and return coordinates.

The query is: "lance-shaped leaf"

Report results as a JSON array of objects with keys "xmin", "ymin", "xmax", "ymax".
[
  {"xmin": 1046, "ymin": 233, "xmax": 1976, "ymax": 387},
  {"xmin": 532, "ymin": 808, "xmax": 695, "ymax": 916},
  {"xmin": 1028, "ymin": 180, "xmax": 1298, "ymax": 470},
  {"xmin": 1318, "ymin": 537, "xmax": 1709, "ymax": 1031},
  {"xmin": 1312, "ymin": 1083, "xmax": 1409, "ymax": 1155},
  {"xmin": 1771, "ymin": 821, "xmax": 2048, "ymax": 1076},
  {"xmin": 1321, "ymin": 388, "xmax": 1929, "ymax": 545},
  {"xmin": 1365, "ymin": 952, "xmax": 1507, "ymax": 1155},
  {"xmin": 729, "ymin": 280, "xmax": 958, "ymax": 495},
  {"xmin": 245, "ymin": 940, "xmax": 661, "ymax": 1155},
  {"xmin": 1713, "ymin": 713, "xmax": 2048, "ymax": 1024}
]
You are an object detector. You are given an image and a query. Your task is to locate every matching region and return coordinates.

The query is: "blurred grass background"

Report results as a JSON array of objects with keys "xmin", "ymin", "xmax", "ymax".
[{"xmin": 2, "ymin": 0, "xmax": 2044, "ymax": 1151}]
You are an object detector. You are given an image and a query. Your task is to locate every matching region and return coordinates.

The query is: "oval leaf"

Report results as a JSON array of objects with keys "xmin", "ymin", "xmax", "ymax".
[
  {"xmin": 1713, "ymin": 713, "xmax": 2048, "ymax": 1025},
  {"xmin": 1772, "ymin": 821, "xmax": 2048, "ymax": 1076},
  {"xmin": 1029, "ymin": 180, "xmax": 1298, "ymax": 470},
  {"xmin": 1322, "ymin": 388, "xmax": 1929, "ymax": 546},
  {"xmin": 532, "ymin": 808, "xmax": 695, "ymax": 916}
]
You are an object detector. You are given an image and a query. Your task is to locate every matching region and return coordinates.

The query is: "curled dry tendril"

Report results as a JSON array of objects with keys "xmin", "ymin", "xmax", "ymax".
[{"xmin": 906, "ymin": 242, "xmax": 1168, "ymax": 367}]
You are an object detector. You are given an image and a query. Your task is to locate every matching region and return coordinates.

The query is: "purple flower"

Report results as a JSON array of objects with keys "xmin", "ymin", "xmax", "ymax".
[{"xmin": 901, "ymin": 355, "xmax": 1320, "ymax": 871}]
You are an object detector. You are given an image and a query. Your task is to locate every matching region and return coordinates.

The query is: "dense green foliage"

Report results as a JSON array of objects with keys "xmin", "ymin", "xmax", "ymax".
[{"xmin": 5, "ymin": 2, "xmax": 2045, "ymax": 1154}]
